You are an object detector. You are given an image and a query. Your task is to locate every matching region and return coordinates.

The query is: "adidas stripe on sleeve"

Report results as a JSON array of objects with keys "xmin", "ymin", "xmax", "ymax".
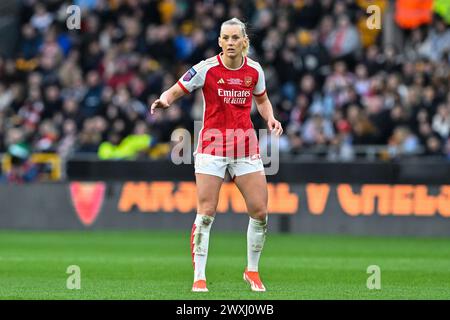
[{"xmin": 248, "ymin": 60, "xmax": 266, "ymax": 97}]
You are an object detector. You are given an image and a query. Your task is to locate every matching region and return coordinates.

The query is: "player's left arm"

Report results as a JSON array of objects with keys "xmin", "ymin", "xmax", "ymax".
[{"xmin": 254, "ymin": 93, "xmax": 283, "ymax": 136}]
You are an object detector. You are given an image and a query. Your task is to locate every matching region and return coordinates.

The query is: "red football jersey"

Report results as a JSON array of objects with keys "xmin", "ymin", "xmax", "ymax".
[{"xmin": 177, "ymin": 54, "xmax": 266, "ymax": 158}]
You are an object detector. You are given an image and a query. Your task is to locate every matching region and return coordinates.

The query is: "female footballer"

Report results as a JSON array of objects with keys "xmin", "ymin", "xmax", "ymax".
[{"xmin": 150, "ymin": 18, "xmax": 283, "ymax": 292}]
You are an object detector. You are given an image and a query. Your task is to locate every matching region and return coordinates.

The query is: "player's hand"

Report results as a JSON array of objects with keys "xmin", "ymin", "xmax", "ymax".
[
  {"xmin": 267, "ymin": 117, "xmax": 283, "ymax": 136},
  {"xmin": 150, "ymin": 98, "xmax": 169, "ymax": 114}
]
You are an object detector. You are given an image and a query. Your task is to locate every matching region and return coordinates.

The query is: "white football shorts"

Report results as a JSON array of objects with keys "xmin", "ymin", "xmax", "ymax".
[{"xmin": 194, "ymin": 153, "xmax": 264, "ymax": 179}]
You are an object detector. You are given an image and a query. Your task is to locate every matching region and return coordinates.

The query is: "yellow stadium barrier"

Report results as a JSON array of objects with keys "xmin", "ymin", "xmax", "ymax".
[{"xmin": 1, "ymin": 153, "xmax": 61, "ymax": 181}]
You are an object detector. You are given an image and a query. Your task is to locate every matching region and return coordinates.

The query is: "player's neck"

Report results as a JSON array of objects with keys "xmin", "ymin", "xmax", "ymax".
[{"xmin": 221, "ymin": 53, "xmax": 244, "ymax": 70}]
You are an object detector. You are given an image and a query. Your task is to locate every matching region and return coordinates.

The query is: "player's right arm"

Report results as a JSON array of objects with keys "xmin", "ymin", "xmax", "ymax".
[
  {"xmin": 150, "ymin": 83, "xmax": 186, "ymax": 114},
  {"xmin": 150, "ymin": 61, "xmax": 208, "ymax": 114}
]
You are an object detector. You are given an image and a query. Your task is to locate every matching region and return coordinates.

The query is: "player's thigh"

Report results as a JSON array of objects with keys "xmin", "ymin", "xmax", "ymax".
[
  {"xmin": 233, "ymin": 171, "xmax": 268, "ymax": 220},
  {"xmin": 195, "ymin": 173, "xmax": 223, "ymax": 216}
]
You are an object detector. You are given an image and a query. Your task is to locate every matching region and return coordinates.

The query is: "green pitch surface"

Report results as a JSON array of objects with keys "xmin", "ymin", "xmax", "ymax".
[{"xmin": 1, "ymin": 230, "xmax": 450, "ymax": 299}]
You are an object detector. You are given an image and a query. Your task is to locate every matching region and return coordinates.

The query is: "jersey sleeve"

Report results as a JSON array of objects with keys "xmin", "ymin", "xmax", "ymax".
[
  {"xmin": 177, "ymin": 60, "xmax": 208, "ymax": 94},
  {"xmin": 253, "ymin": 63, "xmax": 266, "ymax": 96}
]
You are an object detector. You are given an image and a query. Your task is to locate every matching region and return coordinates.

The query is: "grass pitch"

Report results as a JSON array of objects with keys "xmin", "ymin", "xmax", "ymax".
[{"xmin": 0, "ymin": 230, "xmax": 449, "ymax": 299}]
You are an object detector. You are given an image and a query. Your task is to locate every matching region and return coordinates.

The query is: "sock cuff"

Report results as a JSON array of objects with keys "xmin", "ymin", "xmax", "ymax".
[
  {"xmin": 249, "ymin": 216, "xmax": 268, "ymax": 226},
  {"xmin": 195, "ymin": 214, "xmax": 215, "ymax": 227}
]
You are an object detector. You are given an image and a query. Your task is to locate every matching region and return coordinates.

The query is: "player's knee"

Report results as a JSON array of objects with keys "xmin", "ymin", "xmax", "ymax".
[
  {"xmin": 198, "ymin": 204, "xmax": 216, "ymax": 217},
  {"xmin": 251, "ymin": 206, "xmax": 268, "ymax": 222}
]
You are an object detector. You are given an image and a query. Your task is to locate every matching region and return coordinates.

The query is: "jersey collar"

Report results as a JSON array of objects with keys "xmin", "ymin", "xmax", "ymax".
[{"xmin": 217, "ymin": 53, "xmax": 247, "ymax": 71}]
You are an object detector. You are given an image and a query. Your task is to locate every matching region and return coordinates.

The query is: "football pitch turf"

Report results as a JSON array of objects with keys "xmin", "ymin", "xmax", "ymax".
[{"xmin": 1, "ymin": 230, "xmax": 450, "ymax": 300}]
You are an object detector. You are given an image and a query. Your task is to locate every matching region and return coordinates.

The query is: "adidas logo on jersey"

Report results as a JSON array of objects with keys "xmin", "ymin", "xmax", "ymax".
[{"xmin": 217, "ymin": 78, "xmax": 225, "ymax": 84}]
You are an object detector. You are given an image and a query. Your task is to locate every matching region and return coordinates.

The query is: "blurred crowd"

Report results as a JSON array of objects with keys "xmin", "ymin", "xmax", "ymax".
[{"xmin": 0, "ymin": 0, "xmax": 449, "ymax": 166}]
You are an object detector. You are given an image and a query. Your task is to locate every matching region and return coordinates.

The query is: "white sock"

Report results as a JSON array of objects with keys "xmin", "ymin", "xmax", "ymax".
[
  {"xmin": 247, "ymin": 216, "xmax": 268, "ymax": 272},
  {"xmin": 191, "ymin": 214, "xmax": 214, "ymax": 281}
]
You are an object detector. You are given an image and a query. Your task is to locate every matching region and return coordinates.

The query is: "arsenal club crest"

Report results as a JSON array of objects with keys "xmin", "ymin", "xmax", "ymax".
[
  {"xmin": 244, "ymin": 76, "xmax": 252, "ymax": 87},
  {"xmin": 70, "ymin": 182, "xmax": 106, "ymax": 226}
]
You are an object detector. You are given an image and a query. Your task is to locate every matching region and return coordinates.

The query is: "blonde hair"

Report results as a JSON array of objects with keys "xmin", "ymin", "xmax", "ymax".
[{"xmin": 220, "ymin": 18, "xmax": 250, "ymax": 57}]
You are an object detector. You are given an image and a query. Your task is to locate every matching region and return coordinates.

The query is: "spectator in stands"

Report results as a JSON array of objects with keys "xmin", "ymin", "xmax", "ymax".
[
  {"xmin": 57, "ymin": 118, "xmax": 77, "ymax": 159},
  {"xmin": 34, "ymin": 120, "xmax": 59, "ymax": 153},
  {"xmin": 98, "ymin": 120, "xmax": 155, "ymax": 160},
  {"xmin": 419, "ymin": 17, "xmax": 450, "ymax": 62},
  {"xmin": 445, "ymin": 138, "xmax": 450, "ymax": 160},
  {"xmin": 20, "ymin": 24, "xmax": 42, "ymax": 60},
  {"xmin": 81, "ymin": 70, "xmax": 103, "ymax": 117},
  {"xmin": 0, "ymin": 128, "xmax": 39, "ymax": 184},
  {"xmin": 301, "ymin": 113, "xmax": 335, "ymax": 146},
  {"xmin": 0, "ymin": 0, "xmax": 449, "ymax": 164},
  {"xmin": 432, "ymin": 103, "xmax": 450, "ymax": 140},
  {"xmin": 0, "ymin": 143, "xmax": 39, "ymax": 184},
  {"xmin": 30, "ymin": 3, "xmax": 53, "ymax": 34},
  {"xmin": 388, "ymin": 126, "xmax": 421, "ymax": 158},
  {"xmin": 425, "ymin": 135, "xmax": 444, "ymax": 156},
  {"xmin": 325, "ymin": 15, "xmax": 361, "ymax": 60}
]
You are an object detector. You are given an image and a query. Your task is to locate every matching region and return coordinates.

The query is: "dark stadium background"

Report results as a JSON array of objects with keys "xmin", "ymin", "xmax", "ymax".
[{"xmin": 0, "ymin": 0, "xmax": 450, "ymax": 300}]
